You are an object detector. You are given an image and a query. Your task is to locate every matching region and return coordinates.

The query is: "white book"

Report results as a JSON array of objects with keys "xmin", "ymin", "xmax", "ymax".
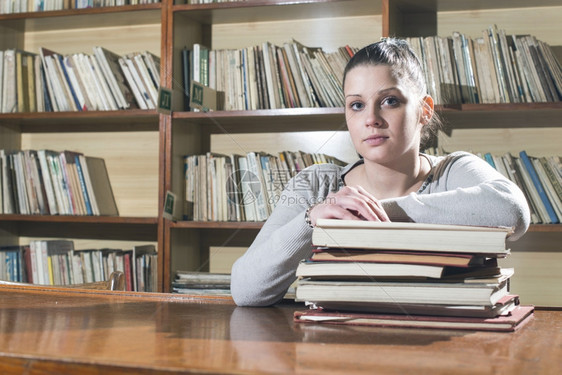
[
  {"xmin": 93, "ymin": 46, "xmax": 128, "ymax": 109},
  {"xmin": 132, "ymin": 53, "xmax": 158, "ymax": 106},
  {"xmin": 0, "ymin": 50, "xmax": 3, "ymax": 112},
  {"xmin": 89, "ymin": 54, "xmax": 118, "ymax": 111},
  {"xmin": 73, "ymin": 53, "xmax": 102, "ymax": 111},
  {"xmin": 533, "ymin": 158, "xmax": 562, "ymax": 221},
  {"xmin": 125, "ymin": 55, "xmax": 154, "ymax": 108},
  {"xmin": 37, "ymin": 150, "xmax": 58, "ymax": 215},
  {"xmin": 51, "ymin": 53, "xmax": 79, "ymax": 111},
  {"xmin": 62, "ymin": 56, "xmax": 87, "ymax": 111},
  {"xmin": 77, "ymin": 154, "xmax": 99, "ymax": 216},
  {"xmin": 236, "ymin": 156, "xmax": 257, "ymax": 221},
  {"xmin": 118, "ymin": 57, "xmax": 148, "ymax": 109},
  {"xmin": 2, "ymin": 49, "xmax": 16, "ymax": 113}
]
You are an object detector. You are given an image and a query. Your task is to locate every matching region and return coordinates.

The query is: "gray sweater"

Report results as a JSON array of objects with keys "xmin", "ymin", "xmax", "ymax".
[{"xmin": 230, "ymin": 151, "xmax": 531, "ymax": 306}]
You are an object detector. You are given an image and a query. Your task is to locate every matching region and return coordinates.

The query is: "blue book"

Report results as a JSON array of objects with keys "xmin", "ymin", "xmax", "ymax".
[
  {"xmin": 483, "ymin": 153, "xmax": 496, "ymax": 169},
  {"xmin": 74, "ymin": 155, "xmax": 93, "ymax": 216},
  {"xmin": 519, "ymin": 151, "xmax": 559, "ymax": 224}
]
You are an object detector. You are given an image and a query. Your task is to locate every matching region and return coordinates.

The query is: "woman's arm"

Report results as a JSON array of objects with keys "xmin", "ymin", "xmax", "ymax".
[
  {"xmin": 230, "ymin": 164, "xmax": 341, "ymax": 306},
  {"xmin": 382, "ymin": 152, "xmax": 531, "ymax": 241}
]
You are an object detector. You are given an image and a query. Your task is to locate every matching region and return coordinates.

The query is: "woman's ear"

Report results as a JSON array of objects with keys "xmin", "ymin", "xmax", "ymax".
[{"xmin": 420, "ymin": 95, "xmax": 434, "ymax": 125}]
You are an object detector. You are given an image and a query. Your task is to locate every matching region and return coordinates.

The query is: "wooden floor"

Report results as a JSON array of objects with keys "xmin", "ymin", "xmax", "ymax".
[{"xmin": 0, "ymin": 285, "xmax": 560, "ymax": 374}]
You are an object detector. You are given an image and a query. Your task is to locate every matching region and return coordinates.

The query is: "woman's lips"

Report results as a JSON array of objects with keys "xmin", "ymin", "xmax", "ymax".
[{"xmin": 363, "ymin": 135, "xmax": 388, "ymax": 146}]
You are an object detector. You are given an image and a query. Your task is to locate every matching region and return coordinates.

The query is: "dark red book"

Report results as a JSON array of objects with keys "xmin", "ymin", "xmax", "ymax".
[{"xmin": 294, "ymin": 305, "xmax": 535, "ymax": 332}]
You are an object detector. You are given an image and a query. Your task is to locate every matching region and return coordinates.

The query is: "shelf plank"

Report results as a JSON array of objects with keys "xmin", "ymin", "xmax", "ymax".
[
  {"xmin": 0, "ymin": 215, "xmax": 158, "ymax": 241},
  {"xmin": 0, "ymin": 110, "xmax": 160, "ymax": 132},
  {"xmin": 170, "ymin": 221, "xmax": 264, "ymax": 230},
  {"xmin": 172, "ymin": 104, "xmax": 562, "ymax": 133},
  {"xmin": 0, "ymin": 4, "xmax": 161, "ymax": 29}
]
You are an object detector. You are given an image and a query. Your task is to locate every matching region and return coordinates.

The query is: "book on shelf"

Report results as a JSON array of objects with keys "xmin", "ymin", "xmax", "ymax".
[
  {"xmin": 82, "ymin": 156, "xmax": 119, "ymax": 216},
  {"xmin": 519, "ymin": 150, "xmax": 560, "ymax": 224},
  {"xmin": 406, "ymin": 26, "xmax": 562, "ymax": 105},
  {"xmin": 28, "ymin": 239, "xmax": 75, "ymax": 286},
  {"xmin": 0, "ymin": 245, "xmax": 27, "ymax": 283},
  {"xmin": 132, "ymin": 244, "xmax": 158, "ymax": 292},
  {"xmin": 93, "ymin": 46, "xmax": 137, "ymax": 110},
  {"xmin": 293, "ymin": 304, "xmax": 535, "ymax": 332},
  {"xmin": 1, "ymin": 49, "xmax": 16, "ymax": 113},
  {"xmin": 183, "ymin": 151, "xmax": 345, "ymax": 221},
  {"xmin": 311, "ymin": 219, "xmax": 513, "ymax": 255},
  {"xmin": 1, "ymin": 149, "xmax": 117, "ymax": 216},
  {"xmin": 20, "ymin": 241, "xmax": 157, "ymax": 291},
  {"xmin": 180, "ymin": 40, "xmax": 352, "ymax": 111}
]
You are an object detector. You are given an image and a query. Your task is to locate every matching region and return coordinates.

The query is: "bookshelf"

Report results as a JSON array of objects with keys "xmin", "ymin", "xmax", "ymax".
[
  {"xmin": 164, "ymin": 0, "xmax": 562, "ymax": 307},
  {"xmin": 0, "ymin": 1, "xmax": 560, "ymax": 304},
  {"xmin": 0, "ymin": 5, "xmax": 163, "ymax": 287}
]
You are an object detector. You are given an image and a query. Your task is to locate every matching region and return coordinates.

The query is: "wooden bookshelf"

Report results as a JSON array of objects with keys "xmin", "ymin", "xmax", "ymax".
[
  {"xmin": 0, "ymin": 4, "xmax": 164, "ymax": 288},
  {"xmin": 0, "ymin": 1, "xmax": 560, "ymax": 302}
]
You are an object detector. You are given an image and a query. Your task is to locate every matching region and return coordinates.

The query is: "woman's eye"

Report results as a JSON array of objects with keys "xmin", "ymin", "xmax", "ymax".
[
  {"xmin": 349, "ymin": 102, "xmax": 364, "ymax": 111},
  {"xmin": 382, "ymin": 97, "xmax": 400, "ymax": 107}
]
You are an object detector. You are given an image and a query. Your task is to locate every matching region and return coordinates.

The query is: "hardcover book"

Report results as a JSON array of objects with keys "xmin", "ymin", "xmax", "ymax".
[
  {"xmin": 294, "ymin": 305, "xmax": 535, "ymax": 332},
  {"xmin": 312, "ymin": 219, "xmax": 513, "ymax": 255}
]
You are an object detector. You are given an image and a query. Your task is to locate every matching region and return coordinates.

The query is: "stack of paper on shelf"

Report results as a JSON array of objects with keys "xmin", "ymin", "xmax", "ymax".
[{"xmin": 294, "ymin": 219, "xmax": 534, "ymax": 332}]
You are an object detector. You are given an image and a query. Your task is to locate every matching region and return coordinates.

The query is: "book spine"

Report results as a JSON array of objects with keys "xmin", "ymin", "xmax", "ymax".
[{"xmin": 519, "ymin": 151, "xmax": 559, "ymax": 223}]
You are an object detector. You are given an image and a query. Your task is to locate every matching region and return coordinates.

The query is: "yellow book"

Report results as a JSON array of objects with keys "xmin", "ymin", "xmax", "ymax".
[{"xmin": 47, "ymin": 257, "xmax": 54, "ymax": 285}]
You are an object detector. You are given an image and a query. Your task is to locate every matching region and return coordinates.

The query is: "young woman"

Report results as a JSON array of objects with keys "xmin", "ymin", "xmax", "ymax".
[{"xmin": 230, "ymin": 38, "xmax": 530, "ymax": 307}]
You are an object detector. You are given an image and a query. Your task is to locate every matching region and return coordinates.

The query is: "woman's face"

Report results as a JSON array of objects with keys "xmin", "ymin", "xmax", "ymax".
[{"xmin": 344, "ymin": 64, "xmax": 424, "ymax": 166}]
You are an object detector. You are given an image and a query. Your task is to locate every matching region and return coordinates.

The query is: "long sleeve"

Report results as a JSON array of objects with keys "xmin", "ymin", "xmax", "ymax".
[
  {"xmin": 230, "ymin": 164, "xmax": 342, "ymax": 306},
  {"xmin": 381, "ymin": 152, "xmax": 531, "ymax": 241}
]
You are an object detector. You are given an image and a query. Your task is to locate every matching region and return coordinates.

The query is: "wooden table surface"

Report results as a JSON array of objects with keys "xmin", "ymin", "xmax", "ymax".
[{"xmin": 0, "ymin": 285, "xmax": 560, "ymax": 375}]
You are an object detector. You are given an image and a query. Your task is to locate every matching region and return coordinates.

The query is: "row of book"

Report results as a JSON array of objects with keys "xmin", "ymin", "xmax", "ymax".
[
  {"xmin": 0, "ymin": 0, "xmax": 159, "ymax": 14},
  {"xmin": 181, "ymin": 41, "xmax": 357, "ymax": 111},
  {"xmin": 0, "ymin": 149, "xmax": 118, "ymax": 216},
  {"xmin": 294, "ymin": 219, "xmax": 534, "ymax": 332},
  {"xmin": 184, "ymin": 150, "xmax": 345, "ymax": 222},
  {"xmin": 0, "ymin": 46, "xmax": 160, "ymax": 113},
  {"xmin": 407, "ymin": 26, "xmax": 562, "ymax": 105},
  {"xmin": 426, "ymin": 148, "xmax": 562, "ymax": 225},
  {"xmin": 0, "ymin": 241, "xmax": 158, "ymax": 292}
]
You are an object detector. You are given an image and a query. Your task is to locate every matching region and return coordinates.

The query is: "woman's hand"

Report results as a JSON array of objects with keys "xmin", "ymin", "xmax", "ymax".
[{"xmin": 308, "ymin": 186, "xmax": 390, "ymax": 226}]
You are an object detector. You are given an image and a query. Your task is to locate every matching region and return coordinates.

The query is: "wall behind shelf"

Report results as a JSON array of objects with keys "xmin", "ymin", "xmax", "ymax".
[
  {"xmin": 437, "ymin": 6, "xmax": 562, "ymax": 46},
  {"xmin": 211, "ymin": 15, "xmax": 381, "ymax": 52},
  {"xmin": 22, "ymin": 23, "xmax": 161, "ymax": 56},
  {"xmin": 211, "ymin": 131, "xmax": 358, "ymax": 164}
]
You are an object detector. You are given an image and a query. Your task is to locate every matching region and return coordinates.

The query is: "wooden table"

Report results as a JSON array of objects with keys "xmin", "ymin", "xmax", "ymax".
[{"xmin": 0, "ymin": 285, "xmax": 560, "ymax": 375}]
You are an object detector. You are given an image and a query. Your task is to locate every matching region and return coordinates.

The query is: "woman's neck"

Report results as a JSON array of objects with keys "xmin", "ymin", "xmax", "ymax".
[{"xmin": 347, "ymin": 153, "xmax": 430, "ymax": 199}]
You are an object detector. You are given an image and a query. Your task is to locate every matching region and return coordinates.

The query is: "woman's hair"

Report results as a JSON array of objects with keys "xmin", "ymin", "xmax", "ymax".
[{"xmin": 343, "ymin": 38, "xmax": 442, "ymax": 150}]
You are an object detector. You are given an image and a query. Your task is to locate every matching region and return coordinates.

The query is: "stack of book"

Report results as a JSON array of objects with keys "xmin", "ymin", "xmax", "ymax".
[
  {"xmin": 172, "ymin": 271, "xmax": 232, "ymax": 296},
  {"xmin": 294, "ymin": 219, "xmax": 535, "ymax": 332}
]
